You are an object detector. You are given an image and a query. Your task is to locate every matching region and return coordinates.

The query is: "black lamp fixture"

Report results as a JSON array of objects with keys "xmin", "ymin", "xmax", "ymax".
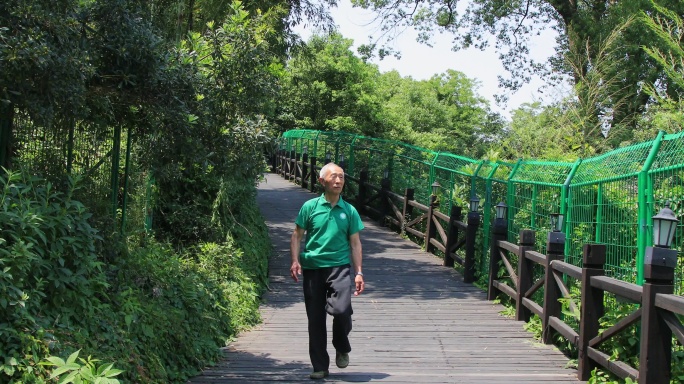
[
  {"xmin": 325, "ymin": 152, "xmax": 331, "ymax": 162},
  {"xmin": 431, "ymin": 181, "xmax": 441, "ymax": 196},
  {"xmin": 469, "ymin": 196, "xmax": 480, "ymax": 213},
  {"xmin": 302, "ymin": 145, "xmax": 308, "ymax": 155},
  {"xmin": 495, "ymin": 202, "xmax": 507, "ymax": 220},
  {"xmin": 550, "ymin": 213, "xmax": 564, "ymax": 232},
  {"xmin": 383, "ymin": 168, "xmax": 389, "ymax": 179},
  {"xmin": 652, "ymin": 201, "xmax": 679, "ymax": 248},
  {"xmin": 339, "ymin": 154, "xmax": 345, "ymax": 163}
]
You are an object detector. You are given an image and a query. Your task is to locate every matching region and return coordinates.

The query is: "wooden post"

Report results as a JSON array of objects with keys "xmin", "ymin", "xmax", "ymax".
[
  {"xmin": 516, "ymin": 230, "xmax": 535, "ymax": 322},
  {"xmin": 357, "ymin": 170, "xmax": 368, "ymax": 215},
  {"xmin": 301, "ymin": 153, "xmax": 308, "ymax": 189},
  {"xmin": 425, "ymin": 194, "xmax": 438, "ymax": 254},
  {"xmin": 294, "ymin": 152, "xmax": 301, "ymax": 184},
  {"xmin": 380, "ymin": 176, "xmax": 392, "ymax": 225},
  {"xmin": 463, "ymin": 210, "xmax": 480, "ymax": 283},
  {"xmin": 487, "ymin": 216, "xmax": 508, "ymax": 301},
  {"xmin": 542, "ymin": 230, "xmax": 566, "ymax": 344},
  {"xmin": 401, "ymin": 188, "xmax": 415, "ymax": 236},
  {"xmin": 309, "ymin": 156, "xmax": 317, "ymax": 193},
  {"xmin": 280, "ymin": 148, "xmax": 286, "ymax": 177},
  {"xmin": 638, "ymin": 246, "xmax": 676, "ymax": 384},
  {"xmin": 578, "ymin": 244, "xmax": 606, "ymax": 381},
  {"xmin": 289, "ymin": 150, "xmax": 296, "ymax": 181},
  {"xmin": 443, "ymin": 206, "xmax": 463, "ymax": 267}
]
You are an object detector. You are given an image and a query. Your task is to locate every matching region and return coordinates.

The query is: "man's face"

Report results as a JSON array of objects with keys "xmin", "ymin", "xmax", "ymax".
[{"xmin": 320, "ymin": 165, "xmax": 345, "ymax": 195}]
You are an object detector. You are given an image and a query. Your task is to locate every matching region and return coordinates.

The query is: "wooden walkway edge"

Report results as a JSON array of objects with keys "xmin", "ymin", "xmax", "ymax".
[{"xmin": 187, "ymin": 173, "xmax": 583, "ymax": 383}]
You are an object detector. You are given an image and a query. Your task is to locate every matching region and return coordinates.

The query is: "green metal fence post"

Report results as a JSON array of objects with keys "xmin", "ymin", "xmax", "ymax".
[
  {"xmin": 595, "ymin": 183, "xmax": 604, "ymax": 244},
  {"xmin": 637, "ymin": 130, "xmax": 666, "ymax": 284},
  {"xmin": 120, "ymin": 129, "xmax": 132, "ymax": 234},
  {"xmin": 111, "ymin": 125, "xmax": 122, "ymax": 221},
  {"xmin": 481, "ymin": 162, "xmax": 500, "ymax": 274},
  {"xmin": 507, "ymin": 159, "xmax": 523, "ymax": 239},
  {"xmin": 66, "ymin": 119, "xmax": 75, "ymax": 174},
  {"xmin": 0, "ymin": 102, "xmax": 14, "ymax": 169},
  {"xmin": 562, "ymin": 159, "xmax": 582, "ymax": 257}
]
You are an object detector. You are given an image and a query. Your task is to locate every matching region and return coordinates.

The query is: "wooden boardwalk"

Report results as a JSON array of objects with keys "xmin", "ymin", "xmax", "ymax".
[{"xmin": 187, "ymin": 173, "xmax": 583, "ymax": 383}]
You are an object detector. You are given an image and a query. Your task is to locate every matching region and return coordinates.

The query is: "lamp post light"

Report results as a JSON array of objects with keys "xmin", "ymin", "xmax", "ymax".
[
  {"xmin": 325, "ymin": 152, "xmax": 332, "ymax": 164},
  {"xmin": 493, "ymin": 201, "xmax": 508, "ymax": 240},
  {"xmin": 547, "ymin": 213, "xmax": 566, "ymax": 258},
  {"xmin": 339, "ymin": 153, "xmax": 346, "ymax": 170},
  {"xmin": 302, "ymin": 145, "xmax": 308, "ymax": 155},
  {"xmin": 431, "ymin": 181, "xmax": 441, "ymax": 197},
  {"xmin": 487, "ymin": 201, "xmax": 509, "ymax": 300},
  {"xmin": 640, "ymin": 201, "xmax": 679, "ymax": 384},
  {"xmin": 469, "ymin": 196, "xmax": 481, "ymax": 213},
  {"xmin": 644, "ymin": 201, "xmax": 679, "ymax": 282},
  {"xmin": 383, "ymin": 168, "xmax": 389, "ymax": 180},
  {"xmin": 495, "ymin": 202, "xmax": 507, "ymax": 221}
]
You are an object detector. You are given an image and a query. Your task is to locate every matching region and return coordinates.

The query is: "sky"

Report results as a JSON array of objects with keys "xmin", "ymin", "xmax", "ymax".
[{"xmin": 295, "ymin": 1, "xmax": 567, "ymax": 119}]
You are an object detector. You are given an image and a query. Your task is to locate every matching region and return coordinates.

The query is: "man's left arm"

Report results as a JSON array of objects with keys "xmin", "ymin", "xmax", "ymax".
[{"xmin": 350, "ymin": 232, "xmax": 364, "ymax": 295}]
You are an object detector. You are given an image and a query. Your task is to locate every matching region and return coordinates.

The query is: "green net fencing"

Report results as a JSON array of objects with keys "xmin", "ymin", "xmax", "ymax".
[
  {"xmin": 281, "ymin": 129, "xmax": 684, "ymax": 293},
  {"xmin": 2, "ymin": 110, "xmax": 150, "ymax": 236}
]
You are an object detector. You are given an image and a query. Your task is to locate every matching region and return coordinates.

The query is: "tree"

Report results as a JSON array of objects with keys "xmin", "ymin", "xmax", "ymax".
[
  {"xmin": 277, "ymin": 33, "xmax": 386, "ymax": 136},
  {"xmin": 349, "ymin": 0, "xmax": 684, "ymax": 144},
  {"xmin": 501, "ymin": 102, "xmax": 586, "ymax": 160},
  {"xmin": 378, "ymin": 69, "xmax": 502, "ymax": 156}
]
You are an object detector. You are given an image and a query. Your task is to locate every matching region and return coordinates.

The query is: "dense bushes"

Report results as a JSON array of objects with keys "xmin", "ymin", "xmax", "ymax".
[{"xmin": 0, "ymin": 169, "xmax": 271, "ymax": 383}]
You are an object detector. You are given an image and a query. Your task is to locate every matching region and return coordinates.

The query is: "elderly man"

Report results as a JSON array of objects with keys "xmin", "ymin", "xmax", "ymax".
[{"xmin": 290, "ymin": 162, "xmax": 365, "ymax": 380}]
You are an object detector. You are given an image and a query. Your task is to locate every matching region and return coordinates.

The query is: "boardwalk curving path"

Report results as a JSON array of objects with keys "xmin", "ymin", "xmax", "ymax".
[{"xmin": 187, "ymin": 173, "xmax": 583, "ymax": 384}]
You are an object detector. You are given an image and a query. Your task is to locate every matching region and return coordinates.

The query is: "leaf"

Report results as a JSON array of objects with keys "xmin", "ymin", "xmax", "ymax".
[
  {"xmin": 45, "ymin": 356, "xmax": 67, "ymax": 366},
  {"xmin": 66, "ymin": 350, "xmax": 81, "ymax": 364},
  {"xmin": 49, "ymin": 363, "xmax": 80, "ymax": 379}
]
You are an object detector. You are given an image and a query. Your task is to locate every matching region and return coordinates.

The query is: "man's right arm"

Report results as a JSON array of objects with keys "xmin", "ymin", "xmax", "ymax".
[{"xmin": 290, "ymin": 225, "xmax": 305, "ymax": 282}]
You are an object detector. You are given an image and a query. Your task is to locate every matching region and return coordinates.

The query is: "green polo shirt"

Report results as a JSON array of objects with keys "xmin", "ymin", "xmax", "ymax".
[{"xmin": 295, "ymin": 195, "xmax": 364, "ymax": 269}]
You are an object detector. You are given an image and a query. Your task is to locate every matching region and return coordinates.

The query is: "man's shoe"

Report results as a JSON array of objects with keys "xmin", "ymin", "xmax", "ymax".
[
  {"xmin": 336, "ymin": 352, "xmax": 349, "ymax": 369},
  {"xmin": 309, "ymin": 370, "xmax": 329, "ymax": 380}
]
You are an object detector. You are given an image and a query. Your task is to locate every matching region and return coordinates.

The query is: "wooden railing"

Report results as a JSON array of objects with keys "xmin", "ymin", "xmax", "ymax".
[
  {"xmin": 489, "ymin": 230, "xmax": 684, "ymax": 384},
  {"xmin": 273, "ymin": 149, "xmax": 683, "ymax": 383}
]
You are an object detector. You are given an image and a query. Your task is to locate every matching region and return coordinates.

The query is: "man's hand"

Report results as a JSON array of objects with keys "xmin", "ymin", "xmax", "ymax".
[
  {"xmin": 290, "ymin": 261, "xmax": 302, "ymax": 282},
  {"xmin": 354, "ymin": 274, "xmax": 364, "ymax": 296}
]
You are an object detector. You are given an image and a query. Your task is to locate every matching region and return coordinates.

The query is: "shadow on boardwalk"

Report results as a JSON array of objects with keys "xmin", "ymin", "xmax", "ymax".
[{"xmin": 187, "ymin": 173, "xmax": 583, "ymax": 383}]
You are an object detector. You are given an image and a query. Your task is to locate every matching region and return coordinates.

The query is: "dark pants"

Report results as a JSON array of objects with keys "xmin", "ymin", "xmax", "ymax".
[{"xmin": 303, "ymin": 264, "xmax": 353, "ymax": 372}]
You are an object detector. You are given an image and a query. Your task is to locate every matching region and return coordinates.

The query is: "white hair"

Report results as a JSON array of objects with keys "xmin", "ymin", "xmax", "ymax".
[{"xmin": 319, "ymin": 163, "xmax": 342, "ymax": 179}]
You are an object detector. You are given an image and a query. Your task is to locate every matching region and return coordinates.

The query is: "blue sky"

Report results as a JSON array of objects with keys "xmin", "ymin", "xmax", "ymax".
[{"xmin": 295, "ymin": 1, "xmax": 566, "ymax": 119}]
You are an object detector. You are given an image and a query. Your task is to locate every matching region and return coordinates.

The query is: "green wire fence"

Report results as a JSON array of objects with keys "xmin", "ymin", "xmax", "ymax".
[
  {"xmin": 2, "ymin": 111, "xmax": 152, "ymax": 235},
  {"xmin": 280, "ymin": 129, "xmax": 684, "ymax": 293}
]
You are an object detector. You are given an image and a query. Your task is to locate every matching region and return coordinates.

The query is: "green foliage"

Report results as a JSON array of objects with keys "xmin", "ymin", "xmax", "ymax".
[
  {"xmin": 588, "ymin": 368, "xmax": 636, "ymax": 384},
  {"xmin": 279, "ymin": 33, "xmax": 504, "ymax": 156},
  {"xmin": 42, "ymin": 350, "xmax": 123, "ymax": 384},
  {"xmin": 0, "ymin": 168, "xmax": 108, "ymax": 382},
  {"xmin": 3, "ymin": 0, "xmax": 279, "ymax": 382},
  {"xmin": 0, "ymin": 167, "xmax": 271, "ymax": 383}
]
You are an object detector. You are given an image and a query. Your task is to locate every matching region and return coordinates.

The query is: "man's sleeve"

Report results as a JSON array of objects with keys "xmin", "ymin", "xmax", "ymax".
[
  {"xmin": 295, "ymin": 202, "xmax": 308, "ymax": 229},
  {"xmin": 349, "ymin": 206, "xmax": 364, "ymax": 235}
]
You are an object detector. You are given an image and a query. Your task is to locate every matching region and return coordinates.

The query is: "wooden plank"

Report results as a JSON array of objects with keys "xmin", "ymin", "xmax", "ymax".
[
  {"xmin": 590, "ymin": 276, "xmax": 642, "ymax": 303},
  {"xmin": 493, "ymin": 280, "xmax": 518, "ymax": 301},
  {"xmin": 659, "ymin": 309, "xmax": 684, "ymax": 345},
  {"xmin": 187, "ymin": 173, "xmax": 583, "ymax": 384},
  {"xmin": 551, "ymin": 260, "xmax": 582, "ymax": 280},
  {"xmin": 587, "ymin": 347, "xmax": 638, "ymax": 381},
  {"xmin": 589, "ymin": 308, "xmax": 641, "ymax": 348},
  {"xmin": 525, "ymin": 250, "xmax": 546, "ymax": 265},
  {"xmin": 655, "ymin": 292, "xmax": 684, "ymax": 316},
  {"xmin": 548, "ymin": 316, "xmax": 579, "ymax": 347},
  {"xmin": 522, "ymin": 297, "xmax": 543, "ymax": 318},
  {"xmin": 432, "ymin": 215, "xmax": 447, "ymax": 244}
]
